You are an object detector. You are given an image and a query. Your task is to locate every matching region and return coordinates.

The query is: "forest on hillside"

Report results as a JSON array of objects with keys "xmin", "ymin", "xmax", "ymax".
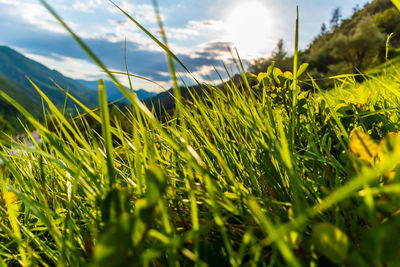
[{"xmin": 248, "ymin": 0, "xmax": 400, "ymax": 77}]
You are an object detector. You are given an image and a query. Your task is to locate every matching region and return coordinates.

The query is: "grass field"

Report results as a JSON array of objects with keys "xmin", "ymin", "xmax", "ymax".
[{"xmin": 1, "ymin": 1, "xmax": 400, "ymax": 266}]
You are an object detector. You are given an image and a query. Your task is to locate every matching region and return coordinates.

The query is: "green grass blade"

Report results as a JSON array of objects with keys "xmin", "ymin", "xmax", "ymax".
[
  {"xmin": 98, "ymin": 79, "xmax": 115, "ymax": 188},
  {"xmin": 291, "ymin": 6, "xmax": 299, "ymax": 151},
  {"xmin": 392, "ymin": 0, "xmax": 400, "ymax": 11}
]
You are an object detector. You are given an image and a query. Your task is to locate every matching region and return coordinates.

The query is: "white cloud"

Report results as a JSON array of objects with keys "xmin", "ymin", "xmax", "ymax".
[
  {"xmin": 71, "ymin": 0, "xmax": 103, "ymax": 13},
  {"xmin": 187, "ymin": 20, "xmax": 225, "ymax": 31},
  {"xmin": 105, "ymin": 1, "xmax": 160, "ymax": 24},
  {"xmin": 163, "ymin": 19, "xmax": 225, "ymax": 42},
  {"xmin": 75, "ymin": 18, "xmax": 164, "ymax": 53},
  {"xmin": 156, "ymin": 71, "xmax": 170, "ymax": 77},
  {"xmin": 24, "ymin": 52, "xmax": 102, "ymax": 80},
  {"xmin": 196, "ymin": 65, "xmax": 218, "ymax": 77},
  {"xmin": 0, "ymin": 0, "xmax": 69, "ymax": 34},
  {"xmin": 65, "ymin": 0, "xmax": 160, "ymax": 24},
  {"xmin": 166, "ymin": 27, "xmax": 199, "ymax": 41},
  {"xmin": 0, "ymin": 0, "xmax": 241, "ymax": 91},
  {"xmin": 77, "ymin": 18, "xmax": 195, "ymax": 55},
  {"xmin": 121, "ymin": 3, "xmax": 159, "ymax": 24}
]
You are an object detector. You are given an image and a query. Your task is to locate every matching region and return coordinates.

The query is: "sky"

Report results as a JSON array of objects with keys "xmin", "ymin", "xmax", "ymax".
[{"xmin": 0, "ymin": 0, "xmax": 370, "ymax": 92}]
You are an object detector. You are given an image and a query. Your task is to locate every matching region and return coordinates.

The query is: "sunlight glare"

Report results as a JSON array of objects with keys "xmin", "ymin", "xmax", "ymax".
[{"xmin": 226, "ymin": 1, "xmax": 273, "ymax": 58}]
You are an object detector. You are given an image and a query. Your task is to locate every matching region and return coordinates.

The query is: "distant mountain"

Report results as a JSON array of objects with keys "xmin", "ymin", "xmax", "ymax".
[
  {"xmin": 0, "ymin": 46, "xmax": 98, "ymax": 110},
  {"xmin": 0, "ymin": 45, "xmax": 102, "ymax": 133},
  {"xmin": 144, "ymin": 85, "xmax": 209, "ymax": 116},
  {"xmin": 77, "ymin": 79, "xmax": 157, "ymax": 102},
  {"xmin": 0, "ymin": 73, "xmax": 27, "ymax": 133},
  {"xmin": 0, "ymin": 45, "xmax": 161, "ymax": 133}
]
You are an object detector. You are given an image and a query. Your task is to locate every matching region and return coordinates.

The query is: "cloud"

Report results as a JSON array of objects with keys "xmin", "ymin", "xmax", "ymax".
[
  {"xmin": 3, "ymin": 14, "xmax": 234, "ymax": 88},
  {"xmin": 187, "ymin": 20, "xmax": 225, "ymax": 31},
  {"xmin": 165, "ymin": 27, "xmax": 199, "ymax": 41},
  {"xmin": 24, "ymin": 52, "xmax": 103, "ymax": 80},
  {"xmin": 111, "ymin": 2, "xmax": 160, "ymax": 23},
  {"xmin": 164, "ymin": 19, "xmax": 225, "ymax": 42},
  {"xmin": 192, "ymin": 42, "xmax": 233, "ymax": 59},
  {"xmin": 78, "ymin": 18, "xmax": 164, "ymax": 53},
  {"xmin": 69, "ymin": 0, "xmax": 161, "ymax": 23},
  {"xmin": 71, "ymin": 0, "xmax": 103, "ymax": 13},
  {"xmin": 0, "ymin": 0, "xmax": 237, "ymax": 91},
  {"xmin": 57, "ymin": 0, "xmax": 159, "ymax": 24},
  {"xmin": 0, "ymin": 0, "xmax": 69, "ymax": 34}
]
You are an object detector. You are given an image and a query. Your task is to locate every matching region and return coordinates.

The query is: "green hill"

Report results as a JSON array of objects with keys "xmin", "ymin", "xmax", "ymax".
[
  {"xmin": 0, "ymin": 73, "xmax": 28, "ymax": 133},
  {"xmin": 0, "ymin": 46, "xmax": 101, "ymax": 133},
  {"xmin": 248, "ymin": 0, "xmax": 400, "ymax": 76},
  {"xmin": 0, "ymin": 46, "xmax": 98, "ymax": 110}
]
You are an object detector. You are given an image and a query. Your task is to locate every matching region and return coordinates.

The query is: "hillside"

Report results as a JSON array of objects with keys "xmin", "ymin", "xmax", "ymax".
[
  {"xmin": 0, "ymin": 46, "xmax": 98, "ymax": 110},
  {"xmin": 0, "ymin": 45, "xmax": 161, "ymax": 133},
  {"xmin": 143, "ymin": 84, "xmax": 209, "ymax": 116},
  {"xmin": 248, "ymin": 0, "xmax": 400, "ymax": 76},
  {"xmin": 0, "ymin": 73, "xmax": 28, "ymax": 133}
]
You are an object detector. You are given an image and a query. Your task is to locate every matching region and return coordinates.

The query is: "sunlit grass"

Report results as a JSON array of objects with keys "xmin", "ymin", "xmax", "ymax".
[{"xmin": 0, "ymin": 1, "xmax": 400, "ymax": 266}]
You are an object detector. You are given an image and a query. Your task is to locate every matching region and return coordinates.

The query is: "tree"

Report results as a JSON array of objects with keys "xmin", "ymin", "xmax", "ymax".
[
  {"xmin": 248, "ymin": 57, "xmax": 270, "ymax": 74},
  {"xmin": 248, "ymin": 39, "xmax": 292, "ymax": 74},
  {"xmin": 271, "ymin": 39, "xmax": 287, "ymax": 61},
  {"xmin": 307, "ymin": 33, "xmax": 338, "ymax": 74},
  {"xmin": 330, "ymin": 7, "xmax": 342, "ymax": 29},
  {"xmin": 374, "ymin": 7, "xmax": 400, "ymax": 34},
  {"xmin": 320, "ymin": 23, "xmax": 327, "ymax": 34},
  {"xmin": 353, "ymin": 4, "xmax": 360, "ymax": 13},
  {"xmin": 330, "ymin": 16, "xmax": 384, "ymax": 71}
]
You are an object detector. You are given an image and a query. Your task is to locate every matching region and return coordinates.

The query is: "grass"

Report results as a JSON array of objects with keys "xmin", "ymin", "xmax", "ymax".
[{"xmin": 1, "ymin": 1, "xmax": 400, "ymax": 266}]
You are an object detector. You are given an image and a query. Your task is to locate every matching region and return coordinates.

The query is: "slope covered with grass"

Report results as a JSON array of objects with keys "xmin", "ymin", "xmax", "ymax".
[
  {"xmin": 1, "ymin": 0, "xmax": 400, "ymax": 266},
  {"xmin": 0, "ymin": 73, "xmax": 35, "ymax": 134},
  {"xmin": 249, "ymin": 0, "xmax": 400, "ymax": 78},
  {"xmin": 2, "ymin": 58, "xmax": 400, "ymax": 266},
  {"xmin": 0, "ymin": 46, "xmax": 98, "ymax": 109}
]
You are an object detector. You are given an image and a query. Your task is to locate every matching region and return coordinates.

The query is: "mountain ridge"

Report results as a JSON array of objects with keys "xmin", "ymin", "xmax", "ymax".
[
  {"xmin": 0, "ymin": 45, "xmax": 99, "ymax": 108},
  {"xmin": 77, "ymin": 79, "xmax": 157, "ymax": 102},
  {"xmin": 0, "ymin": 45, "xmax": 158, "ymax": 133}
]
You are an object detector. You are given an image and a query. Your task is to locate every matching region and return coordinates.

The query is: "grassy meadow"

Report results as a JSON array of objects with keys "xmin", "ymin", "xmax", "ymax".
[{"xmin": 1, "ymin": 0, "xmax": 400, "ymax": 266}]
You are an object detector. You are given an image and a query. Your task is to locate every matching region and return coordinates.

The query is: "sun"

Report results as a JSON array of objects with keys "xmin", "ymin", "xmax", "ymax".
[{"xmin": 225, "ymin": 1, "xmax": 273, "ymax": 58}]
